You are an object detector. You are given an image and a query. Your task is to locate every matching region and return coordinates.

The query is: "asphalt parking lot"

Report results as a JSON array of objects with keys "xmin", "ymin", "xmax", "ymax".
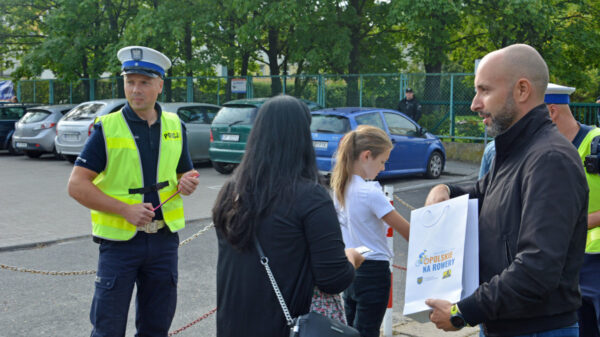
[{"xmin": 0, "ymin": 152, "xmax": 480, "ymax": 336}]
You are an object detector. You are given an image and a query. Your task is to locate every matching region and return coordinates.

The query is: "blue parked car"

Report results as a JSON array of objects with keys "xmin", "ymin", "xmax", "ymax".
[{"xmin": 310, "ymin": 107, "xmax": 445, "ymax": 179}]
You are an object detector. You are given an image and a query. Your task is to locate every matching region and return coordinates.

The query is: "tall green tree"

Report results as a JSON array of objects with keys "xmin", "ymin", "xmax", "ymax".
[
  {"xmin": 20, "ymin": 0, "xmax": 109, "ymax": 98},
  {"xmin": 121, "ymin": 0, "xmax": 211, "ymax": 77},
  {"xmin": 389, "ymin": 0, "xmax": 463, "ymax": 101},
  {"xmin": 450, "ymin": 0, "xmax": 600, "ymax": 101},
  {"xmin": 121, "ymin": 0, "xmax": 212, "ymax": 101},
  {"xmin": 10, "ymin": 0, "xmax": 139, "ymax": 99},
  {"xmin": 234, "ymin": 0, "xmax": 303, "ymax": 96},
  {"xmin": 200, "ymin": 0, "xmax": 258, "ymax": 101},
  {"xmin": 286, "ymin": 0, "xmax": 402, "ymax": 105},
  {"xmin": 0, "ymin": 0, "xmax": 56, "ymax": 76}
]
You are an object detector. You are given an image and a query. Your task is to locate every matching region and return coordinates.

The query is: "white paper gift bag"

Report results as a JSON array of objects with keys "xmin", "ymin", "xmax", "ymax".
[{"xmin": 403, "ymin": 194, "xmax": 479, "ymax": 316}]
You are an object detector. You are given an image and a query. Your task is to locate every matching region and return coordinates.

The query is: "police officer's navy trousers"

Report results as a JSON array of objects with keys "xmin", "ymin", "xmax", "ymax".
[{"xmin": 90, "ymin": 228, "xmax": 179, "ymax": 337}]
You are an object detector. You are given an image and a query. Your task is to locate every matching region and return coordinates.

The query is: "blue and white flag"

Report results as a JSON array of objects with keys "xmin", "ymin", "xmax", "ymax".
[{"xmin": 0, "ymin": 80, "xmax": 15, "ymax": 101}]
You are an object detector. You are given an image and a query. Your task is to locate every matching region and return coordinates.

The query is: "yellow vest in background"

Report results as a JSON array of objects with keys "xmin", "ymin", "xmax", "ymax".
[
  {"xmin": 578, "ymin": 127, "xmax": 600, "ymax": 254},
  {"xmin": 91, "ymin": 110, "xmax": 185, "ymax": 240}
]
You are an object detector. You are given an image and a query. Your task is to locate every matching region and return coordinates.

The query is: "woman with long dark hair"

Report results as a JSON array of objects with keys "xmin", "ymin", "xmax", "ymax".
[{"xmin": 213, "ymin": 95, "xmax": 357, "ymax": 337}]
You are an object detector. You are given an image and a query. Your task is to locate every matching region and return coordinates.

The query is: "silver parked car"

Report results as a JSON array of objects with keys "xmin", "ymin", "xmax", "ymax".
[
  {"xmin": 12, "ymin": 104, "xmax": 76, "ymax": 158},
  {"xmin": 161, "ymin": 102, "xmax": 221, "ymax": 163},
  {"xmin": 55, "ymin": 99, "xmax": 127, "ymax": 163}
]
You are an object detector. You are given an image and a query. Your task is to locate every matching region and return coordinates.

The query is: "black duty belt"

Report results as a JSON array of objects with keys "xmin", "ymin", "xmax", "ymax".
[{"xmin": 128, "ymin": 181, "xmax": 169, "ymax": 194}]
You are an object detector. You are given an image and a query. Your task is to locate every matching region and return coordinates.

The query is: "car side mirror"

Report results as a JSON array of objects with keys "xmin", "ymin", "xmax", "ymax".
[{"xmin": 419, "ymin": 127, "xmax": 428, "ymax": 137}]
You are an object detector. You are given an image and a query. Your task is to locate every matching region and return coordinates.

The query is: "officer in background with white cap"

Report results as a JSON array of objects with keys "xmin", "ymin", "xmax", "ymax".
[
  {"xmin": 68, "ymin": 46, "xmax": 199, "ymax": 336},
  {"xmin": 546, "ymin": 82, "xmax": 600, "ymax": 337}
]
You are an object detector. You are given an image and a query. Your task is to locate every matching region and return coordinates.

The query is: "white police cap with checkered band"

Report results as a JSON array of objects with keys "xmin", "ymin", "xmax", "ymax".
[{"xmin": 117, "ymin": 46, "xmax": 171, "ymax": 78}]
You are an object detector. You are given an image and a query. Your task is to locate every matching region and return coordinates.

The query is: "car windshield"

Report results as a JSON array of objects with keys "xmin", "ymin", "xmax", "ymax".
[
  {"xmin": 21, "ymin": 110, "xmax": 51, "ymax": 123},
  {"xmin": 177, "ymin": 106, "xmax": 220, "ymax": 124},
  {"xmin": 62, "ymin": 103, "xmax": 106, "ymax": 121},
  {"xmin": 212, "ymin": 106, "xmax": 257, "ymax": 125},
  {"xmin": 310, "ymin": 114, "xmax": 351, "ymax": 134}
]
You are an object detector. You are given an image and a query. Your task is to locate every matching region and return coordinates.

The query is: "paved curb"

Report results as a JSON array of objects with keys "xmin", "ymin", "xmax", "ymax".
[{"xmin": 0, "ymin": 234, "xmax": 91, "ymax": 253}]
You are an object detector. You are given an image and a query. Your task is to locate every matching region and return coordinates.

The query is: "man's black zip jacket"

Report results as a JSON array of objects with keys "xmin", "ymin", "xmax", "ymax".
[{"xmin": 449, "ymin": 104, "xmax": 588, "ymax": 336}]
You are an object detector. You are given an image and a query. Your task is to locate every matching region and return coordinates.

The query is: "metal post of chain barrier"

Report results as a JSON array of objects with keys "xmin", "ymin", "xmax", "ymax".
[{"xmin": 382, "ymin": 184, "xmax": 394, "ymax": 337}]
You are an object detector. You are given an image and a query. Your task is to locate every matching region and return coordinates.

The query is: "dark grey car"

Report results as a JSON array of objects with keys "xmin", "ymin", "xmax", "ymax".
[
  {"xmin": 160, "ymin": 102, "xmax": 221, "ymax": 163},
  {"xmin": 12, "ymin": 104, "xmax": 76, "ymax": 158}
]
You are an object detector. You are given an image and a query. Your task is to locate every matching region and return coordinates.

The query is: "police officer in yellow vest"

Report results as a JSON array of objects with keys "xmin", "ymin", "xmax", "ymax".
[
  {"xmin": 546, "ymin": 83, "xmax": 600, "ymax": 337},
  {"xmin": 67, "ymin": 46, "xmax": 199, "ymax": 337}
]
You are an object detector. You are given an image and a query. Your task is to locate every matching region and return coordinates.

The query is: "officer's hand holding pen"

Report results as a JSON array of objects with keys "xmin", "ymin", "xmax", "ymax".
[
  {"xmin": 125, "ymin": 171, "xmax": 198, "ymax": 226},
  {"xmin": 123, "ymin": 203, "xmax": 155, "ymax": 227},
  {"xmin": 178, "ymin": 170, "xmax": 200, "ymax": 196}
]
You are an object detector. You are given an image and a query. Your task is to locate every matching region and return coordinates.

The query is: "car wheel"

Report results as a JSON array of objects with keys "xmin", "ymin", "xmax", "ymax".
[
  {"xmin": 65, "ymin": 155, "xmax": 77, "ymax": 164},
  {"xmin": 7, "ymin": 138, "xmax": 21, "ymax": 155},
  {"xmin": 25, "ymin": 151, "xmax": 43, "ymax": 158},
  {"xmin": 52, "ymin": 146, "xmax": 63, "ymax": 160},
  {"xmin": 424, "ymin": 152, "xmax": 443, "ymax": 179},
  {"xmin": 212, "ymin": 161, "xmax": 236, "ymax": 174}
]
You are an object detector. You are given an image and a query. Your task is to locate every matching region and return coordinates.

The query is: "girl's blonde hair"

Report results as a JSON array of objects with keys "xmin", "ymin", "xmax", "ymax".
[{"xmin": 331, "ymin": 125, "xmax": 392, "ymax": 207}]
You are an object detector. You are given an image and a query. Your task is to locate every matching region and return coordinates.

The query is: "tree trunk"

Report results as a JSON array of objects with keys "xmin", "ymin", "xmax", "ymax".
[
  {"xmin": 226, "ymin": 66, "xmax": 234, "ymax": 102},
  {"xmin": 267, "ymin": 28, "xmax": 282, "ymax": 96},
  {"xmin": 344, "ymin": 76, "xmax": 359, "ymax": 107},
  {"xmin": 104, "ymin": 0, "xmax": 118, "ymax": 36},
  {"xmin": 239, "ymin": 52, "xmax": 250, "ymax": 99},
  {"xmin": 82, "ymin": 79, "xmax": 90, "ymax": 102},
  {"xmin": 241, "ymin": 52, "xmax": 250, "ymax": 76},
  {"xmin": 344, "ymin": 35, "xmax": 360, "ymax": 106},
  {"xmin": 115, "ymin": 72, "xmax": 124, "ymax": 98},
  {"xmin": 293, "ymin": 61, "xmax": 307, "ymax": 98},
  {"xmin": 344, "ymin": 0, "xmax": 361, "ymax": 106},
  {"xmin": 423, "ymin": 61, "xmax": 443, "ymax": 115},
  {"xmin": 82, "ymin": 56, "xmax": 90, "ymax": 101},
  {"xmin": 424, "ymin": 61, "xmax": 442, "ymax": 98},
  {"xmin": 164, "ymin": 68, "xmax": 172, "ymax": 102},
  {"xmin": 184, "ymin": 23, "xmax": 193, "ymax": 78}
]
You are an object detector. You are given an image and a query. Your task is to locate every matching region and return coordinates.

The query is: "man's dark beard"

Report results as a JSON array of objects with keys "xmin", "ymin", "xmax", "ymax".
[{"xmin": 487, "ymin": 95, "xmax": 517, "ymax": 137}]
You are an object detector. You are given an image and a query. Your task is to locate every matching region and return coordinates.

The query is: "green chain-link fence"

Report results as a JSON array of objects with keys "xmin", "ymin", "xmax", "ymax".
[{"xmin": 9, "ymin": 74, "xmax": 600, "ymax": 141}]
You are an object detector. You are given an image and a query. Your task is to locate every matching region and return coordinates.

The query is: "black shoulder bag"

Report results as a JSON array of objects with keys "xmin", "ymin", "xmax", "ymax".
[{"xmin": 253, "ymin": 237, "xmax": 360, "ymax": 337}]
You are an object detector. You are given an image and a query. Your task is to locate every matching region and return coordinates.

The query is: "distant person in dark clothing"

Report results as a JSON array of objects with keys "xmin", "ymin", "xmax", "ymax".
[{"xmin": 397, "ymin": 87, "xmax": 422, "ymax": 122}]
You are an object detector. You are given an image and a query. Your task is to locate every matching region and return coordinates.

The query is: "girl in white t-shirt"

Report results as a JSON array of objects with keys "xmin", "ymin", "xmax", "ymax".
[{"xmin": 331, "ymin": 125, "xmax": 410, "ymax": 337}]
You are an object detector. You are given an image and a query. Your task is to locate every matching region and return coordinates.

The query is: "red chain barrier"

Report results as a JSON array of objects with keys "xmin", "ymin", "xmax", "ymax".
[
  {"xmin": 168, "ymin": 307, "xmax": 217, "ymax": 336},
  {"xmin": 392, "ymin": 264, "xmax": 407, "ymax": 271}
]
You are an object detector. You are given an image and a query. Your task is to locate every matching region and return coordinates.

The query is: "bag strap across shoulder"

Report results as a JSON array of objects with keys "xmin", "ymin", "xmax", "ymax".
[{"xmin": 254, "ymin": 236, "xmax": 295, "ymax": 326}]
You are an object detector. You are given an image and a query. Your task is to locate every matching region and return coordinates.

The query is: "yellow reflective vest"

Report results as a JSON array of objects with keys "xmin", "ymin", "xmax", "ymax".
[
  {"xmin": 91, "ymin": 110, "xmax": 185, "ymax": 241},
  {"xmin": 578, "ymin": 127, "xmax": 600, "ymax": 253}
]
